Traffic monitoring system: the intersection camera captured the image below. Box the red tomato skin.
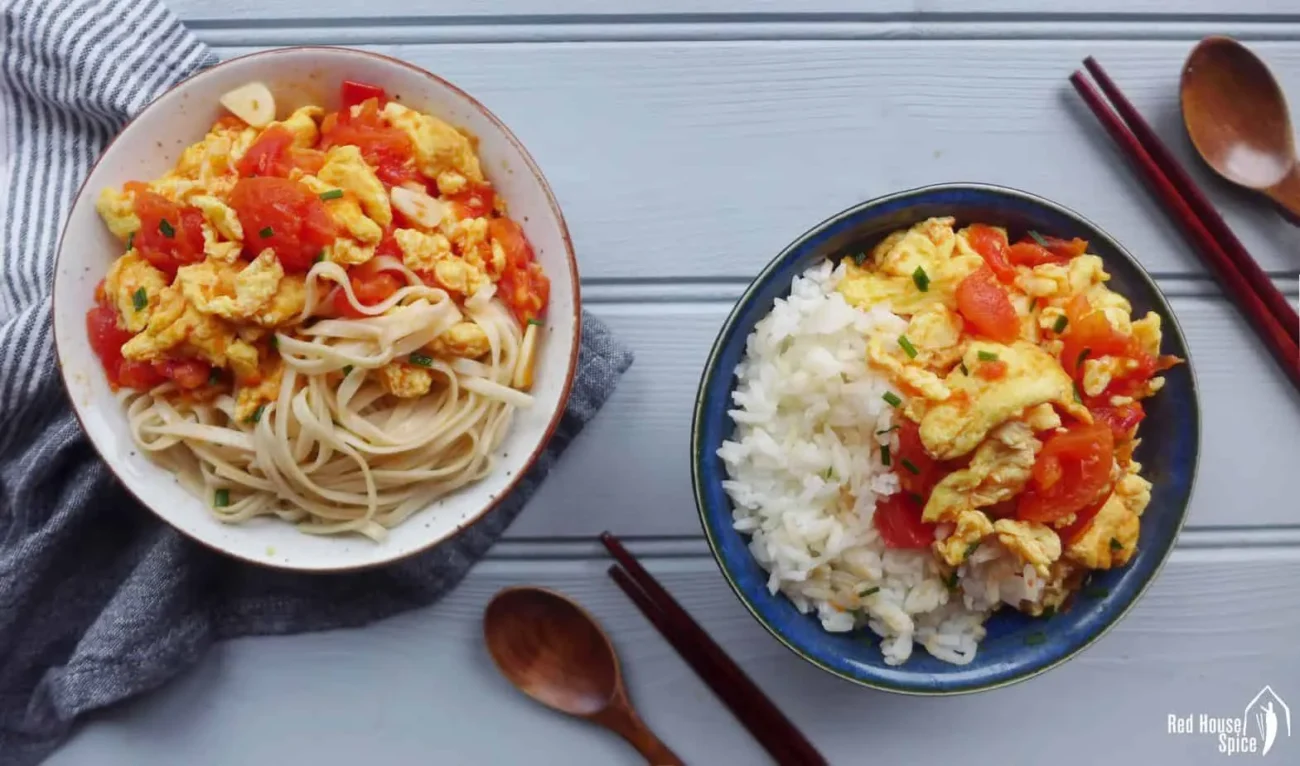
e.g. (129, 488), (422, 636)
(1016, 422), (1115, 523)
(229, 177), (338, 272)
(1007, 241), (1070, 267)
(333, 258), (403, 318)
(1088, 400), (1146, 442)
(966, 224), (1016, 283)
(446, 185), (496, 219)
(154, 359), (211, 390)
(488, 218), (551, 325)
(236, 124), (295, 178)
(873, 492), (937, 549)
(1041, 236), (1089, 259)
(86, 303), (133, 387)
(954, 266), (1020, 343)
(895, 418), (944, 501)
(118, 360), (165, 390)
(340, 81), (387, 110)
(1056, 493), (1111, 543)
(320, 100), (414, 186)
(130, 189), (206, 276)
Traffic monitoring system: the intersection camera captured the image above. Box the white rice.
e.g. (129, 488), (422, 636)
(718, 260), (1039, 666)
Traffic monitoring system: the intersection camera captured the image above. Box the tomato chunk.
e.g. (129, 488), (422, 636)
(340, 80), (387, 110)
(86, 303), (133, 387)
(873, 492), (937, 549)
(320, 99), (416, 187)
(130, 187), (206, 276)
(955, 265), (1020, 343)
(966, 224), (1016, 283)
(333, 258), (403, 318)
(1040, 235), (1089, 259)
(894, 418), (945, 501)
(154, 359), (212, 390)
(1016, 421), (1115, 523)
(1089, 399), (1146, 442)
(229, 177), (339, 272)
(1056, 492), (1111, 544)
(490, 218), (550, 325)
(446, 184), (496, 219)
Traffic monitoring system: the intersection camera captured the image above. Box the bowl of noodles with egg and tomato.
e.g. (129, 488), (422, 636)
(53, 47), (580, 571)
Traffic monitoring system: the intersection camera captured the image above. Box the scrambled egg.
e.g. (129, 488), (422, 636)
(105, 252), (168, 332)
(191, 194), (243, 242)
(394, 228), (487, 296)
(272, 105), (324, 148)
(378, 362), (434, 398)
(838, 218), (983, 316)
(934, 509), (994, 568)
(121, 285), (259, 379)
(1065, 461), (1152, 569)
(993, 519), (1061, 578)
(318, 145), (392, 228)
(297, 173), (383, 245)
(923, 421), (1040, 523)
(382, 102), (485, 184)
(250, 275), (307, 328)
(428, 322), (491, 359)
(234, 356), (283, 421)
(919, 341), (1086, 460)
(176, 250), (283, 322)
(96, 187), (139, 241)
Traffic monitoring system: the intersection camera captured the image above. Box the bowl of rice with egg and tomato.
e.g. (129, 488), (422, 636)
(692, 183), (1199, 694)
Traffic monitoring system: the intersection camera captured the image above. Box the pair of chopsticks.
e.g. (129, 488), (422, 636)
(600, 532), (827, 766)
(1070, 58), (1300, 393)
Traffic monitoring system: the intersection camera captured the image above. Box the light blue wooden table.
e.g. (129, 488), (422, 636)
(52, 2), (1300, 763)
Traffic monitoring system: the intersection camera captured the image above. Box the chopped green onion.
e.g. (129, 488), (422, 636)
(944, 571), (959, 590)
(208, 367), (221, 385)
(269, 335), (278, 350)
(1110, 537), (1123, 551)
(1076, 347), (1092, 369)
(249, 404), (266, 423)
(131, 287), (147, 311)
(875, 425), (900, 435)
(880, 444), (891, 467)
(409, 353), (434, 367)
(1083, 585), (1110, 599)
(1025, 631), (1047, 646)
(1073, 383), (1083, 404)
(823, 467), (834, 480)
(1053, 315), (1069, 333)
(342, 365), (354, 376)
(158, 218), (175, 238)
(126, 231), (135, 251)
(897, 335), (919, 359)
(319, 189), (344, 201)
(259, 226), (274, 238)
(1041, 605), (1057, 619)
(527, 318), (544, 326)
(857, 585), (880, 598)
(214, 488), (230, 508)
(907, 492), (924, 505)
(1028, 298), (1038, 312)
(1028, 230), (1050, 248)
(977, 350), (998, 362)
(900, 458), (920, 475)
(882, 391), (902, 408)
(912, 265), (930, 293)
(959, 361), (970, 376)
(964, 540), (981, 559)
(852, 252), (868, 266)
(313, 251), (326, 264)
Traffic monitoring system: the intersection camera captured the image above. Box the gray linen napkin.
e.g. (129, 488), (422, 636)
(0, 1), (634, 763)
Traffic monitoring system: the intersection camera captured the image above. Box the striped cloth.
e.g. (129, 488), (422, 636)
(0, 2), (633, 763)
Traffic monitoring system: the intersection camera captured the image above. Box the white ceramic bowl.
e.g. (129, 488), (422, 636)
(53, 47), (580, 571)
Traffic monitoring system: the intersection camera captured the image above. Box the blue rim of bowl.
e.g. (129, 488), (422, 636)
(690, 182), (1201, 695)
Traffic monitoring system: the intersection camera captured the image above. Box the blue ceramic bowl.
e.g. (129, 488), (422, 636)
(692, 183), (1200, 694)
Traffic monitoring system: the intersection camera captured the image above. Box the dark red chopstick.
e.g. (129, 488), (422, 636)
(1069, 71), (1300, 394)
(600, 532), (827, 766)
(1082, 56), (1299, 345)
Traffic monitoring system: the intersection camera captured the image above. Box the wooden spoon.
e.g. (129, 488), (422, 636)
(1181, 36), (1300, 219)
(483, 586), (684, 765)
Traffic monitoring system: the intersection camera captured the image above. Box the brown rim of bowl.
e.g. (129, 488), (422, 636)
(52, 45), (582, 573)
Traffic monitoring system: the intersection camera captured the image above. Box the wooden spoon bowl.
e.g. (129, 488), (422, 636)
(1181, 36), (1300, 218)
(483, 586), (683, 765)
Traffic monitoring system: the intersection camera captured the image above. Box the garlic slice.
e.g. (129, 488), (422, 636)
(389, 186), (448, 229)
(219, 82), (276, 128)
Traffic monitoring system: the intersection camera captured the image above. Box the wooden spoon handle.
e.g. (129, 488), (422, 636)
(1266, 167), (1300, 223)
(591, 700), (684, 765)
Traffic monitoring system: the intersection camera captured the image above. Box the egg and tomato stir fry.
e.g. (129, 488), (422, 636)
(839, 218), (1178, 614)
(87, 79), (549, 418)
